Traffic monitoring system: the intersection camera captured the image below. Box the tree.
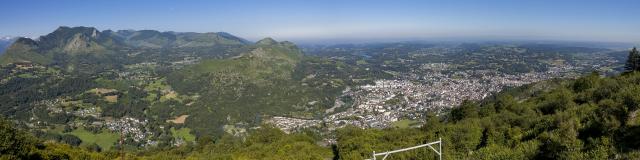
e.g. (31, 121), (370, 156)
(61, 134), (82, 146)
(625, 47), (639, 72)
(449, 100), (479, 122)
(0, 118), (38, 159)
(85, 143), (102, 152)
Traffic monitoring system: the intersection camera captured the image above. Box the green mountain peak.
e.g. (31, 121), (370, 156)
(0, 37), (45, 64)
(256, 37), (278, 45)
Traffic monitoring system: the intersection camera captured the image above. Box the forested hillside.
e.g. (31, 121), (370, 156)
(4, 70), (640, 159)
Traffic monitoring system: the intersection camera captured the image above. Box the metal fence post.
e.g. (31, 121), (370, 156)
(439, 137), (442, 160)
(373, 151), (376, 160)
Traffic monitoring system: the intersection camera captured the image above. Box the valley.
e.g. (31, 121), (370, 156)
(0, 27), (629, 152)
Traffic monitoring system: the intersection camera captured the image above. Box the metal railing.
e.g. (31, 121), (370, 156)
(365, 138), (442, 160)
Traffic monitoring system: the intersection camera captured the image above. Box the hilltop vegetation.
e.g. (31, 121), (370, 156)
(0, 118), (107, 159)
(334, 71), (640, 159)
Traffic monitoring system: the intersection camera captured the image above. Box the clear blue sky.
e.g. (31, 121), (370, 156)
(1, 0), (639, 43)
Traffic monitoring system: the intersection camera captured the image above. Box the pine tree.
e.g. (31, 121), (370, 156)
(625, 47), (639, 72)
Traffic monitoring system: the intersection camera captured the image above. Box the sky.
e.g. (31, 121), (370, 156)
(0, 0), (639, 44)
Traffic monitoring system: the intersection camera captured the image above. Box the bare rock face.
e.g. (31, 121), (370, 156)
(63, 34), (91, 53)
(90, 28), (99, 39)
(62, 32), (105, 54)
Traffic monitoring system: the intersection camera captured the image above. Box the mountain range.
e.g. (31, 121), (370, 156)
(0, 26), (251, 65)
(0, 26), (354, 139)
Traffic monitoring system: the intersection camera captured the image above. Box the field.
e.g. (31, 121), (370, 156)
(17, 73), (34, 78)
(171, 127), (196, 142)
(68, 128), (120, 150)
(391, 119), (420, 129)
(104, 95), (118, 103)
(89, 88), (117, 95)
(167, 115), (189, 124)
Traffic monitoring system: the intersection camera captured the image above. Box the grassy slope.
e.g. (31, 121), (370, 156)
(391, 119), (420, 129)
(171, 127), (196, 142)
(68, 128), (119, 150)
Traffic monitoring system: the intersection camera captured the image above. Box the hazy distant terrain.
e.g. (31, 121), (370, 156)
(0, 37), (16, 55)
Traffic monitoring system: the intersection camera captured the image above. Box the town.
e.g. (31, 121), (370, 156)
(268, 47), (623, 133)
